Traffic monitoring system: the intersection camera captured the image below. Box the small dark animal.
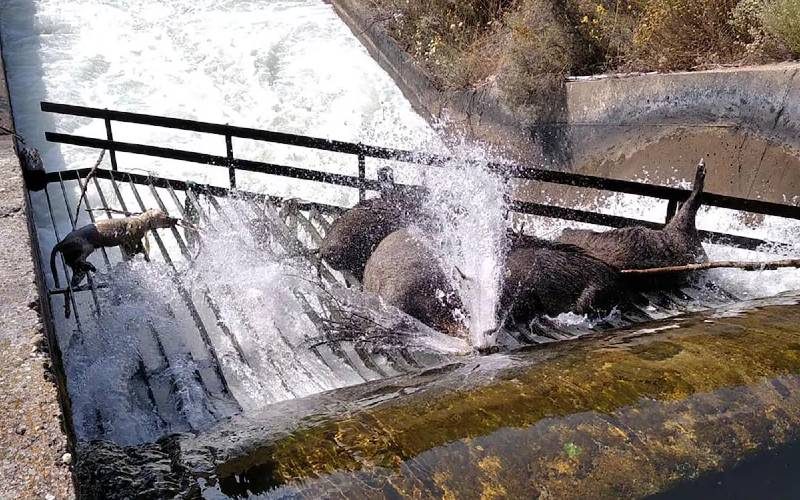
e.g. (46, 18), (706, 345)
(319, 167), (424, 280)
(50, 208), (179, 291)
(500, 236), (624, 325)
(363, 228), (465, 336)
(557, 160), (708, 287)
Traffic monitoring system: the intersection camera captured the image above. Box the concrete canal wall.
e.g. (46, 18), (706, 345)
(0, 37), (74, 499)
(332, 0), (800, 204)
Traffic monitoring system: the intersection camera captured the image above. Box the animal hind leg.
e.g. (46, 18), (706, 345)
(669, 159), (706, 231)
(575, 286), (619, 317)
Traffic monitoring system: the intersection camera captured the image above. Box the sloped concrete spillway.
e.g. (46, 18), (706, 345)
(3, 0), (800, 498)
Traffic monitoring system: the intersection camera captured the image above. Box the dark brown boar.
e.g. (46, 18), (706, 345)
(362, 228), (465, 336)
(557, 160), (708, 287)
(500, 237), (625, 324)
(319, 168), (424, 281)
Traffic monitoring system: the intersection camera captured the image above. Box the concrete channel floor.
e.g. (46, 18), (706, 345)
(0, 50), (74, 498)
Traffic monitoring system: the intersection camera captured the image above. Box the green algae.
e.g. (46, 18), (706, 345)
(216, 300), (800, 498)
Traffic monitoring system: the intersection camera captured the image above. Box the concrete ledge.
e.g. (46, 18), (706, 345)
(0, 33), (75, 500)
(331, 0), (800, 203)
(330, 0), (540, 161)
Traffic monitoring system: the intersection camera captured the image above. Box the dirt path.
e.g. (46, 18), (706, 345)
(0, 51), (74, 499)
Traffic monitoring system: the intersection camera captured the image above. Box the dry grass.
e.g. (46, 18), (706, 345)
(369, 0), (800, 110)
(499, 0), (591, 114)
(762, 0), (800, 55)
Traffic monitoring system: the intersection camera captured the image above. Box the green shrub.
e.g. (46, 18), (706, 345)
(762, 0), (800, 55)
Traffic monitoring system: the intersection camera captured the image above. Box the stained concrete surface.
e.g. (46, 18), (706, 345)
(0, 47), (74, 499)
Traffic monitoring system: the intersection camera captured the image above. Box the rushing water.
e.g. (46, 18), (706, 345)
(419, 149), (509, 348)
(3, 0), (800, 449)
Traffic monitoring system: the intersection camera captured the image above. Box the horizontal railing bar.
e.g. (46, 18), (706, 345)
(44, 127), (800, 221)
(511, 200), (784, 252)
(41, 101), (441, 164)
(504, 166), (800, 219)
(45, 132), (383, 191)
(45, 167), (785, 254)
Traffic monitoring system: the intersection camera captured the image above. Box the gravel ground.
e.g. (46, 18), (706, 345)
(0, 53), (74, 499)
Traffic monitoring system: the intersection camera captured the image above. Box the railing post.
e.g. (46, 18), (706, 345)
(665, 199), (678, 223)
(104, 115), (117, 171)
(357, 147), (365, 202)
(225, 131), (235, 189)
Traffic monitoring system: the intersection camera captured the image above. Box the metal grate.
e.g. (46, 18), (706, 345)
(25, 102), (800, 440)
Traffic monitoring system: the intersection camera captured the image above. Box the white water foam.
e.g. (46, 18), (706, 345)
(0, 0), (443, 204)
(418, 149), (510, 348)
(3, 0), (800, 446)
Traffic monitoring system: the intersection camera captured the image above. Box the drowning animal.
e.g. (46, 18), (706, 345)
(557, 160), (708, 287)
(319, 167), (425, 280)
(363, 228), (465, 336)
(50, 208), (179, 293)
(500, 236), (625, 325)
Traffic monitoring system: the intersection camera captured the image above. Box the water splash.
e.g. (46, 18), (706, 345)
(418, 148), (510, 349)
(185, 198), (469, 408)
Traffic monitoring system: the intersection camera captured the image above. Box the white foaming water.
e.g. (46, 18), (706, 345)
(0, 0), (442, 204)
(186, 199), (470, 404)
(0, 0), (478, 444)
(60, 198), (469, 444)
(3, 0), (800, 446)
(419, 148), (509, 348)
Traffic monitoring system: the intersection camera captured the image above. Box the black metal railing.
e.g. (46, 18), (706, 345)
(39, 101), (800, 251)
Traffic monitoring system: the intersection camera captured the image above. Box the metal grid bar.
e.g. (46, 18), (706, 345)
(41, 184), (83, 328)
(195, 193), (308, 397)
(55, 172), (101, 313)
(233, 196), (382, 382)
(87, 174), (221, 425)
(145, 179), (252, 370)
(106, 170), (239, 409)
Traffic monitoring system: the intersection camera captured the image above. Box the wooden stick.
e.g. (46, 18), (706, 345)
(73, 150), (106, 222)
(0, 124), (25, 144)
(622, 259), (800, 275)
(84, 207), (136, 216)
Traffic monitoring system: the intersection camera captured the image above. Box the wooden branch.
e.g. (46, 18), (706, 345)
(622, 259), (800, 275)
(0, 124), (25, 143)
(73, 149), (106, 222)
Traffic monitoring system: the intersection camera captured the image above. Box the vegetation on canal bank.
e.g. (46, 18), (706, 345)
(366, 0), (800, 113)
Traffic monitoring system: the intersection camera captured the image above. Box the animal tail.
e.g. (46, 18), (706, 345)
(50, 241), (62, 289)
(668, 159), (706, 231)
